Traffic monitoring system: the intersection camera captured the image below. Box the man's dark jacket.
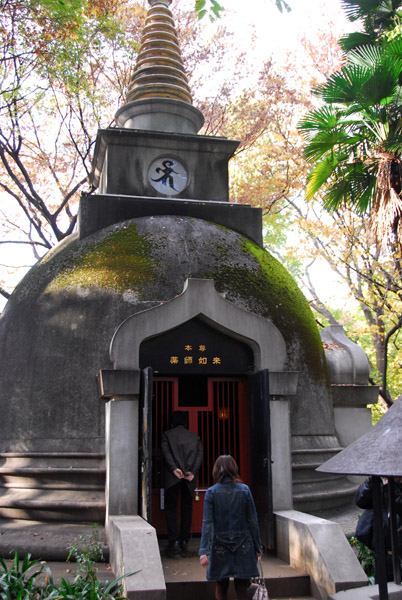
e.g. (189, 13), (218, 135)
(161, 425), (203, 492)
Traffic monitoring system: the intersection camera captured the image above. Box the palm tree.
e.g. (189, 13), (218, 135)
(339, 0), (402, 50)
(298, 11), (402, 250)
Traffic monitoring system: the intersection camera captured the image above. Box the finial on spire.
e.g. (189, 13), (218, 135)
(125, 0), (191, 104)
(115, 0), (204, 134)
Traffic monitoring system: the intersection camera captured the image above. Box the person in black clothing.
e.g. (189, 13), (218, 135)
(161, 411), (203, 557)
(355, 476), (402, 582)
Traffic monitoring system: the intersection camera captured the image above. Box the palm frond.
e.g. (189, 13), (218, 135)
(341, 0), (381, 22)
(317, 65), (372, 104)
(340, 32), (374, 52)
(385, 36), (402, 61)
(383, 126), (402, 152)
(347, 43), (383, 68)
(298, 105), (341, 138)
(303, 133), (354, 161)
(325, 162), (375, 212)
(305, 156), (339, 200)
(360, 72), (398, 105)
(318, 49), (401, 107)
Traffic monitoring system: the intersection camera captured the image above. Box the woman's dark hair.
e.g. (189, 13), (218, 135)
(212, 455), (242, 484)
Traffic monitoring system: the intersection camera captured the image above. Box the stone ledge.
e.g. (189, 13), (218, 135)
(98, 369), (140, 398)
(270, 371), (299, 396)
(331, 384), (379, 407)
(275, 509), (367, 600)
(79, 195), (263, 246)
(328, 583), (402, 599)
(107, 515), (165, 600)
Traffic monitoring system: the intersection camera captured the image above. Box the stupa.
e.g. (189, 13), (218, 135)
(0, 0), (371, 541)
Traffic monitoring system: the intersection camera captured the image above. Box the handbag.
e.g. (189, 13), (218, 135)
(355, 509), (374, 549)
(248, 556), (269, 600)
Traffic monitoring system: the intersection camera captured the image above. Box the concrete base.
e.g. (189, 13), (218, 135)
(107, 515), (165, 600)
(328, 583), (402, 599)
(275, 509), (368, 600)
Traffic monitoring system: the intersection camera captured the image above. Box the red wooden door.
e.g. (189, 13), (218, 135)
(151, 376), (249, 535)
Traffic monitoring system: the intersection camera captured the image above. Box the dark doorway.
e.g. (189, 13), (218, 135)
(139, 318), (272, 544)
(151, 374), (249, 534)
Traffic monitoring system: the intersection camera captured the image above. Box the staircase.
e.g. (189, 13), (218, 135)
(0, 452), (106, 522)
(161, 539), (316, 599)
(0, 520), (317, 598)
(292, 447), (357, 512)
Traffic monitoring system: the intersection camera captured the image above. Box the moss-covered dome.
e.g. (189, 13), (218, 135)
(0, 215), (333, 454)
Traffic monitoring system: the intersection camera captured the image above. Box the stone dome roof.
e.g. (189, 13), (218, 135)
(0, 215), (331, 453)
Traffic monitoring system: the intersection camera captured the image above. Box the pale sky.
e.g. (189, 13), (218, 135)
(219, 0), (348, 49)
(183, 0), (350, 59)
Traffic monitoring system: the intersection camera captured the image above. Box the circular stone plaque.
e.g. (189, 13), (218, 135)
(148, 157), (188, 196)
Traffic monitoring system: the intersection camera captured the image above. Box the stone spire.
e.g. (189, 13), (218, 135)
(115, 0), (204, 134)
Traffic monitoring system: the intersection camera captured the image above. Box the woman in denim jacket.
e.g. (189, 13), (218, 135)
(199, 455), (263, 600)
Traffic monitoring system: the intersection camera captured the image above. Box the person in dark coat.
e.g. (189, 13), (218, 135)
(355, 476), (402, 582)
(161, 410), (203, 557)
(199, 455), (263, 600)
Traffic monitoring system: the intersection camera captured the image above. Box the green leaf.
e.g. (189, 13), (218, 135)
(299, 106), (342, 138)
(211, 0), (223, 17)
(104, 569), (141, 594)
(318, 65), (372, 104)
(275, 0), (291, 13)
(305, 156), (339, 200)
(340, 31), (373, 51)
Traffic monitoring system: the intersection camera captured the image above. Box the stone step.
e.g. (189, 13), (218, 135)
(3, 561), (116, 588)
(166, 580), (314, 599)
(0, 452), (105, 469)
(291, 445), (358, 512)
(293, 479), (358, 511)
(0, 489), (105, 522)
(0, 468), (105, 490)
(161, 540), (312, 599)
(292, 447), (343, 460)
(0, 453), (106, 522)
(0, 519), (109, 561)
(0, 521), (316, 598)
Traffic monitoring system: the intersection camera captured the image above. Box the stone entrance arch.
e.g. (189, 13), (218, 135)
(110, 278), (286, 371)
(99, 278), (298, 525)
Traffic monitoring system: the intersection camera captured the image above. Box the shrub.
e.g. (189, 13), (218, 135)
(0, 550), (48, 599)
(0, 531), (139, 599)
(349, 536), (375, 584)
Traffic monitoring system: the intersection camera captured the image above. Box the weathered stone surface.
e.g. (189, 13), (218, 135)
(99, 369), (140, 398)
(321, 325), (371, 385)
(107, 516), (165, 600)
(79, 194), (263, 245)
(0, 215), (331, 453)
(275, 509), (367, 599)
(90, 128), (239, 202)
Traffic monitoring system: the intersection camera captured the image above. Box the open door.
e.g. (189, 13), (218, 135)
(139, 367), (153, 523)
(249, 369), (274, 549)
(151, 375), (249, 534)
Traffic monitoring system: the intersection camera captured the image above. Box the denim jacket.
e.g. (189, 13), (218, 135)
(199, 477), (263, 580)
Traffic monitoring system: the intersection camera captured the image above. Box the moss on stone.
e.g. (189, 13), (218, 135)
(209, 237), (326, 379)
(46, 224), (155, 295)
(41, 216), (325, 379)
